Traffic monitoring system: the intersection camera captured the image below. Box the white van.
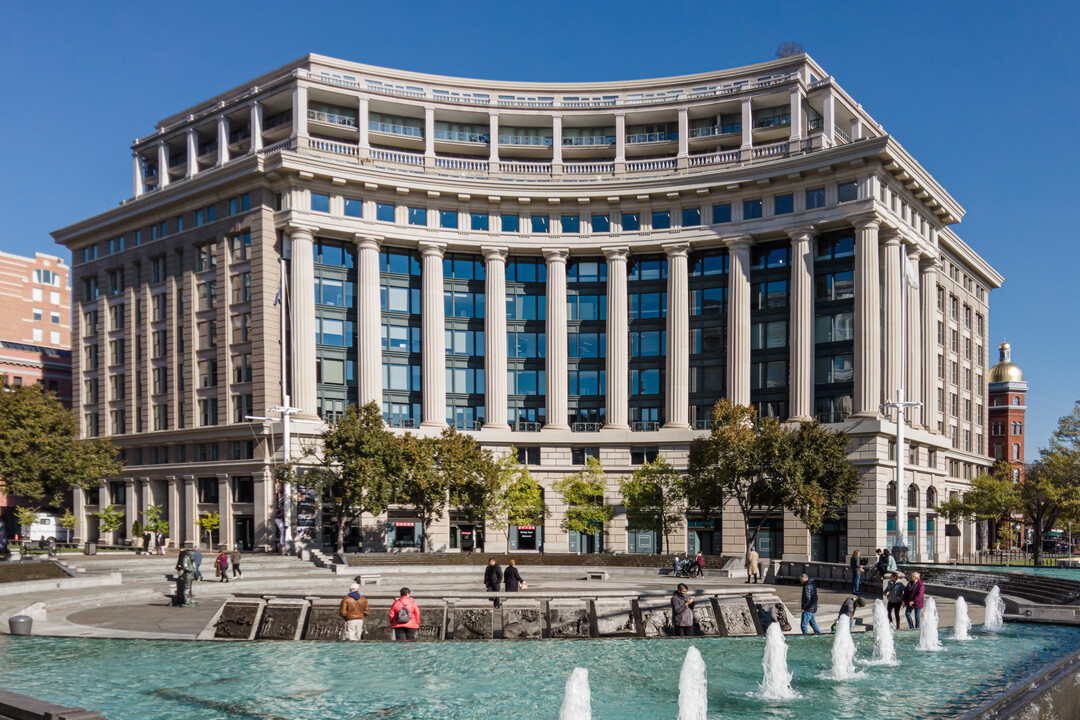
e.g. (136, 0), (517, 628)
(27, 512), (72, 543)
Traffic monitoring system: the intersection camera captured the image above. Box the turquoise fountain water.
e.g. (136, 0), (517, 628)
(1, 624), (1077, 720)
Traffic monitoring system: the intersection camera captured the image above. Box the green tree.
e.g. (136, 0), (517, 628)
(619, 455), (683, 553)
(439, 428), (499, 527)
(60, 509), (78, 534)
(197, 511), (220, 548)
(554, 457), (614, 542)
(0, 382), (121, 505)
(143, 504), (165, 533)
(304, 402), (397, 554)
(94, 505), (125, 538)
(14, 506), (39, 541)
(395, 434), (443, 552)
(776, 419), (861, 533)
(485, 450), (549, 545)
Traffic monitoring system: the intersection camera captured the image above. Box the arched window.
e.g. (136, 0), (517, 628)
(907, 484), (919, 508)
(886, 481), (897, 507)
(1013, 396), (1020, 406)
(925, 486), (937, 509)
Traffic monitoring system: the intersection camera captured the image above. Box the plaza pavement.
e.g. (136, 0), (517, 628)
(0, 551), (983, 640)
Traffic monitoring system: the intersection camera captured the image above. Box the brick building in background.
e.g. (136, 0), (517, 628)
(988, 341), (1026, 480)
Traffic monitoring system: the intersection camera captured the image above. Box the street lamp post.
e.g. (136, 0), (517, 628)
(247, 396), (301, 556)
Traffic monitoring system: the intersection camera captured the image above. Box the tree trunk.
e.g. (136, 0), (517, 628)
(335, 508), (346, 555)
(1032, 518), (1044, 568)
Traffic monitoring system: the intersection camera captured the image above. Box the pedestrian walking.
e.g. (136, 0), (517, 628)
(192, 547), (203, 581)
(670, 583), (695, 636)
(504, 559), (525, 592)
(850, 550), (864, 593)
(484, 557), (503, 607)
(799, 573), (822, 634)
(885, 572), (905, 629)
(744, 546), (760, 584)
(672, 555), (681, 575)
(389, 587), (420, 641)
(339, 582), (370, 641)
(230, 547), (242, 578)
(142, 530), (153, 555)
(216, 549), (230, 583)
(156, 531), (166, 555)
(904, 571), (925, 629)
(694, 551), (705, 578)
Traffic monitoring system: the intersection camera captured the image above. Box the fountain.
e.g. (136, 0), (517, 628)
(984, 586), (1005, 631)
(559, 668), (591, 720)
(558, 668), (591, 720)
(677, 646), (707, 720)
(865, 599), (898, 666)
(759, 622), (798, 699)
(918, 597), (944, 651)
(829, 616), (862, 679)
(953, 596), (972, 641)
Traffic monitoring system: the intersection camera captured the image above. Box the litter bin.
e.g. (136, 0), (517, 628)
(9, 615), (32, 636)
(84, 542), (97, 556)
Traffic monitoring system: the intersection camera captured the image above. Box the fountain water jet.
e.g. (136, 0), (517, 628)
(984, 586), (1005, 631)
(558, 668), (591, 720)
(677, 646), (707, 720)
(759, 622), (798, 699)
(830, 616), (861, 679)
(954, 596), (972, 641)
(865, 599), (898, 665)
(918, 597), (944, 651)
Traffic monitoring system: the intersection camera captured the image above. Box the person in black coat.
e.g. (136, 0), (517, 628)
(504, 559), (524, 592)
(484, 557), (503, 607)
(799, 573), (822, 634)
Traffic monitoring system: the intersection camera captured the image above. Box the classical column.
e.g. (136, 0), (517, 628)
(293, 84), (308, 139)
(217, 474), (233, 550)
(157, 142), (170, 189)
(664, 243), (690, 428)
(552, 115), (563, 170)
(355, 235), (382, 405)
(424, 106), (435, 162)
(905, 243), (922, 426)
(822, 87), (836, 146)
(216, 115), (229, 166)
(250, 102), (263, 152)
(288, 226), (318, 418)
(544, 248), (570, 430)
(167, 476), (181, 549)
(614, 114), (626, 169)
(920, 256), (941, 430)
(725, 236), (752, 406)
(133, 153), (143, 198)
(789, 86), (804, 142)
(357, 97), (369, 157)
(787, 227), (815, 422)
(881, 229), (903, 409)
(740, 97), (753, 155)
(124, 478), (137, 540)
(488, 113), (500, 169)
(186, 129), (199, 179)
(852, 215), (882, 416)
(603, 247), (630, 429)
(482, 247), (510, 430)
(419, 242), (447, 428)
(183, 476), (197, 548)
(677, 107), (689, 159)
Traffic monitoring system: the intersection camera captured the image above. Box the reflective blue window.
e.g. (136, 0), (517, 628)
(838, 182), (858, 203)
(502, 215), (520, 232)
(744, 199), (763, 220)
(568, 260), (607, 283)
(622, 213), (640, 231)
(652, 211), (671, 230)
(806, 188), (825, 210)
(591, 214), (610, 233)
(531, 215), (549, 233)
(408, 207), (427, 226)
(506, 259), (546, 284)
(440, 210), (458, 229)
(377, 203), (395, 222)
(344, 198), (364, 218)
(311, 193), (330, 213)
(774, 194), (794, 215)
(561, 215), (580, 234)
(380, 249), (420, 275)
(506, 294), (546, 321)
(568, 294), (606, 321)
(682, 208), (701, 227)
(471, 213), (489, 231)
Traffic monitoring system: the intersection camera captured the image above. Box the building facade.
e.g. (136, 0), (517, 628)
(53, 53), (1002, 558)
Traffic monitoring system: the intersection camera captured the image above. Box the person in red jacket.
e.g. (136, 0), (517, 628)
(389, 587), (421, 641)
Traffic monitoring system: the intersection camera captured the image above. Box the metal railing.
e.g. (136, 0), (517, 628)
(263, 111), (292, 130)
(308, 110), (357, 127)
(808, 117), (824, 130)
(572, 422), (602, 433)
(632, 421), (660, 432)
(815, 412), (850, 424)
(498, 135), (554, 146)
(229, 128), (251, 143)
(386, 417), (417, 429)
(562, 136), (616, 146)
(692, 419), (710, 430)
(754, 115), (791, 129)
(369, 121), (423, 137)
(198, 142), (218, 156)
(625, 131), (677, 144)
(688, 126), (720, 138)
(511, 421), (543, 432)
(434, 130), (488, 143)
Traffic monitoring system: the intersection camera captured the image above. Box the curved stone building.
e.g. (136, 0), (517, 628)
(52, 53), (1002, 560)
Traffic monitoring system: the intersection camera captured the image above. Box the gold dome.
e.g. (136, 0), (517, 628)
(988, 341), (1023, 383)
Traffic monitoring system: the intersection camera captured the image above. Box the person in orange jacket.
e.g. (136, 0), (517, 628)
(389, 587), (421, 641)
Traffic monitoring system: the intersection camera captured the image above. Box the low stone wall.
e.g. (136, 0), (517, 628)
(959, 646), (1080, 720)
(0, 688), (105, 720)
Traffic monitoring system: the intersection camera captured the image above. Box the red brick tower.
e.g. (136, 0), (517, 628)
(987, 341), (1026, 481)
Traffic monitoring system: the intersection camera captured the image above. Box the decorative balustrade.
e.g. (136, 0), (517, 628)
(564, 161), (615, 175)
(631, 421), (661, 432)
(370, 148), (423, 165)
(752, 141), (789, 159)
(511, 421), (543, 432)
(259, 138), (296, 156)
(500, 161), (551, 174)
(625, 158), (677, 172)
(572, 422), (602, 433)
(365, 82), (424, 98)
(834, 125), (853, 145)
(688, 149), (741, 167)
(306, 138), (359, 157)
(434, 157), (489, 172)
(308, 110), (357, 127)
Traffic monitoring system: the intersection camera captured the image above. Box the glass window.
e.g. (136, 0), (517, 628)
(311, 193), (330, 213)
(651, 211), (671, 230)
(502, 215), (520, 233)
(531, 215), (549, 233)
(838, 182), (858, 203)
(806, 188), (825, 209)
(439, 210), (458, 229)
(408, 207), (427, 226)
(471, 213), (489, 231)
(743, 199), (763, 219)
(774, 194), (794, 215)
(682, 208), (701, 227)
(712, 204), (732, 224)
(568, 260), (606, 283)
(561, 215), (580, 234)
(621, 213), (640, 231)
(592, 214), (610, 233)
(344, 198), (363, 218)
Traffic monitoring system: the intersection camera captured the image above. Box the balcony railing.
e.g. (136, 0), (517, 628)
(808, 117), (824, 130)
(626, 158), (677, 172)
(688, 126), (720, 138)
(632, 421), (661, 432)
(434, 156), (489, 172)
(386, 417), (417, 428)
(450, 420), (484, 431)
(625, 132), (678, 144)
(369, 121), (423, 138)
(168, 155), (186, 168)
(688, 148), (741, 167)
(263, 110), (293, 130)
(308, 110), (357, 127)
(754, 115), (791, 129)
(692, 419), (711, 431)
(752, 140), (790, 159)
(572, 422), (602, 433)
(562, 136), (616, 146)
(229, 128), (251, 143)
(512, 421), (543, 432)
(198, 142), (218, 156)
(499, 135), (554, 146)
(564, 161), (615, 174)
(370, 148), (423, 166)
(834, 125), (853, 145)
(434, 130), (488, 143)
(816, 412), (849, 424)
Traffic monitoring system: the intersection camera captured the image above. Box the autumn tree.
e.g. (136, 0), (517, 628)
(0, 382), (120, 506)
(554, 457), (614, 543)
(619, 455), (684, 553)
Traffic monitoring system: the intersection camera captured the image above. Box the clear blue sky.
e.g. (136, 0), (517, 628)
(2, 1), (1077, 449)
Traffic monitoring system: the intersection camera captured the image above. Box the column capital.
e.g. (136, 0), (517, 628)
(286, 223), (319, 240)
(881, 231), (902, 247)
(542, 247), (569, 263)
(481, 245), (509, 262)
(353, 234), (382, 251)
(602, 245), (630, 262)
(904, 242), (922, 259)
(722, 234), (753, 250)
(138, 476), (150, 486)
(418, 240), (446, 258)
(920, 254), (942, 271)
(849, 212), (882, 231)
(662, 241), (690, 258)
(785, 225), (816, 242)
